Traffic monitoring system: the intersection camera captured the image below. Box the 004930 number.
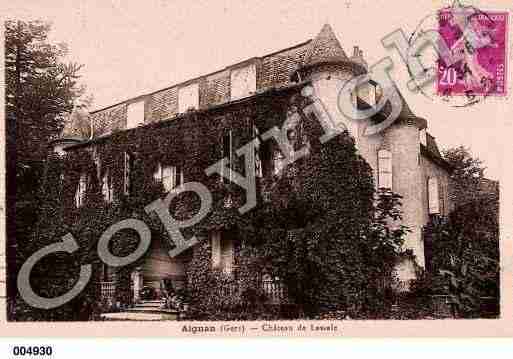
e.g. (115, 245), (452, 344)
(12, 346), (53, 356)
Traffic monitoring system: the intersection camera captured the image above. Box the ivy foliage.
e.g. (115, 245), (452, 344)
(423, 195), (499, 318)
(244, 126), (408, 318)
(185, 103), (409, 319)
(26, 86), (409, 320)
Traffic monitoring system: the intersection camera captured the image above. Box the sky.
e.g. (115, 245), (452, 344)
(3, 0), (512, 180)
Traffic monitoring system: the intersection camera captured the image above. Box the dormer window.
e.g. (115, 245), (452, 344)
(178, 83), (199, 113)
(230, 64), (256, 100)
(357, 80), (377, 107)
(127, 100), (145, 129)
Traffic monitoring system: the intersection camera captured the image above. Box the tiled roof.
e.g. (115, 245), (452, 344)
(59, 106), (92, 141)
(65, 81), (310, 150)
(301, 24), (349, 68)
(359, 86), (428, 131)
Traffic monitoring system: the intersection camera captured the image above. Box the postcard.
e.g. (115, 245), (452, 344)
(1, 0), (512, 340)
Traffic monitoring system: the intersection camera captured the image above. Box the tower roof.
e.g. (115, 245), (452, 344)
(58, 106), (92, 142)
(367, 85), (427, 130)
(301, 24), (349, 68)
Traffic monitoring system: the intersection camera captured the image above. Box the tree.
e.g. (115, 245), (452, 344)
(420, 146), (500, 317)
(5, 20), (86, 200)
(423, 195), (499, 317)
(442, 146), (492, 206)
(6, 20), (87, 318)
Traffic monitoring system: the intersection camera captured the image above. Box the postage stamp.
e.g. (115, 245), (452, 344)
(437, 8), (509, 96)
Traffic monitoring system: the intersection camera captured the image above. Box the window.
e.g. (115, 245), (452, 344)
(178, 83), (199, 113)
(75, 173), (87, 208)
(230, 64), (256, 100)
(377, 149), (392, 189)
(101, 170), (114, 203)
(211, 231), (234, 274)
(123, 152), (133, 195)
(260, 140), (273, 177)
(273, 150), (286, 176)
(428, 177), (440, 214)
(127, 101), (145, 129)
(153, 163), (183, 191)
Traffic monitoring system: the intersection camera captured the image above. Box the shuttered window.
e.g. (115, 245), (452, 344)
(211, 231), (221, 269)
(153, 163), (183, 192)
(211, 231), (234, 275)
(377, 149), (392, 189)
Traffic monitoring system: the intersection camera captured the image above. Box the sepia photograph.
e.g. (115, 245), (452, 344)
(1, 0), (511, 339)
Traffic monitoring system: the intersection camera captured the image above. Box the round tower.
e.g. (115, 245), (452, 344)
(50, 106), (92, 155)
(291, 24), (367, 141)
(385, 98), (428, 284)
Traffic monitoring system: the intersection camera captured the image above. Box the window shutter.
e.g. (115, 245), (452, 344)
(378, 149), (392, 189)
(428, 177), (440, 214)
(179, 168), (184, 186)
(102, 170), (113, 203)
(123, 152), (131, 195)
(162, 165), (176, 191)
(74, 181), (80, 208)
(153, 162), (162, 184)
(75, 173), (87, 207)
(253, 125), (262, 178)
(221, 239), (234, 274)
(211, 231), (221, 269)
(102, 171), (108, 201)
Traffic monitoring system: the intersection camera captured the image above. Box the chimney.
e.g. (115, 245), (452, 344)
(353, 46), (359, 57)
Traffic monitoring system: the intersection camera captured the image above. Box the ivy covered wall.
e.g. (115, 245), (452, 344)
(24, 85), (409, 320)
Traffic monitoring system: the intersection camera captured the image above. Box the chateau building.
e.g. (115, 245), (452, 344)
(50, 24), (453, 306)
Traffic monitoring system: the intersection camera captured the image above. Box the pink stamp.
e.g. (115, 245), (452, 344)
(437, 8), (508, 96)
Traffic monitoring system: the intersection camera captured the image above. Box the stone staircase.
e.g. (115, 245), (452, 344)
(100, 300), (179, 321)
